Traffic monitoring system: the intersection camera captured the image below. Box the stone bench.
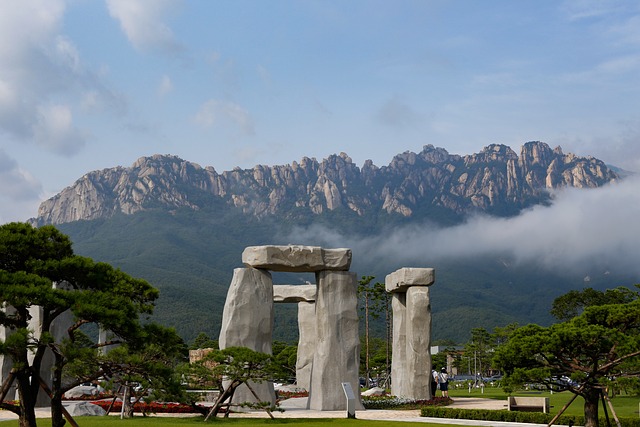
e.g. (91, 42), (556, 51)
(507, 396), (550, 413)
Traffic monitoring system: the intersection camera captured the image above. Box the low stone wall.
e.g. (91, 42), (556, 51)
(507, 396), (549, 413)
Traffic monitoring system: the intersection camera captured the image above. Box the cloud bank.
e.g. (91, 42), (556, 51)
(0, 149), (42, 224)
(287, 175), (640, 277)
(106, 0), (184, 54)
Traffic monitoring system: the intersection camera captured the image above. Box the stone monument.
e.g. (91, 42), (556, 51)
(218, 245), (364, 411)
(386, 267), (435, 400)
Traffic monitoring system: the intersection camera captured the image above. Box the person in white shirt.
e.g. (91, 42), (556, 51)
(438, 367), (449, 398)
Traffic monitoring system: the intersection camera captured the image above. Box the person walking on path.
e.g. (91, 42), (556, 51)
(438, 367), (449, 398)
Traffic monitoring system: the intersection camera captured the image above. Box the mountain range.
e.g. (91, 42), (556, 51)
(35, 141), (617, 226)
(31, 141), (628, 343)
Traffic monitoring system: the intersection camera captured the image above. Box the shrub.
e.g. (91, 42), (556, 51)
(363, 396), (452, 410)
(420, 407), (640, 427)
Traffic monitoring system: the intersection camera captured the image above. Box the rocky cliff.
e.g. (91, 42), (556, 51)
(34, 141), (619, 226)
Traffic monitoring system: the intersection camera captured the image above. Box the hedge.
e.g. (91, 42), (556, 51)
(420, 407), (640, 427)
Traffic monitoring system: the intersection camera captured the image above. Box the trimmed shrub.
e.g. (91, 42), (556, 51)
(420, 407), (640, 427)
(363, 396), (452, 410)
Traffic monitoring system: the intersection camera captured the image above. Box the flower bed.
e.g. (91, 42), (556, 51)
(276, 390), (309, 401)
(90, 400), (207, 414)
(363, 396), (452, 409)
(65, 392), (114, 401)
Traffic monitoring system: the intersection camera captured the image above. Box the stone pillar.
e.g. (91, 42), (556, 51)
(309, 271), (363, 411)
(98, 328), (119, 355)
(27, 305), (75, 407)
(386, 268), (435, 400)
(239, 245), (358, 411)
(219, 267), (275, 405)
(296, 301), (316, 391)
(390, 292), (407, 397)
(406, 286), (432, 398)
(272, 284), (317, 391)
(0, 305), (17, 401)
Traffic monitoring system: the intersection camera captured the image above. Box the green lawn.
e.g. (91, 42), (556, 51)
(0, 417), (463, 427)
(448, 385), (639, 418)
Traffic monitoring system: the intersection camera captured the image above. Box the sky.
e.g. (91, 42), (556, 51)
(1, 0), (640, 225)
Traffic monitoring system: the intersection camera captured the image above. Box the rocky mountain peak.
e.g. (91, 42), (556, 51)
(33, 142), (620, 226)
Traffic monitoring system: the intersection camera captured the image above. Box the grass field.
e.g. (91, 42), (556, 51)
(2, 387), (637, 426)
(448, 384), (640, 418)
(0, 417), (463, 427)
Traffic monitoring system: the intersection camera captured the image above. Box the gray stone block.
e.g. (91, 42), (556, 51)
(273, 285), (316, 303)
(65, 402), (106, 417)
(242, 245), (351, 272)
(385, 267), (435, 293)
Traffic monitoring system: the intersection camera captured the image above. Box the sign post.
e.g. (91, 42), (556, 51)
(341, 382), (356, 419)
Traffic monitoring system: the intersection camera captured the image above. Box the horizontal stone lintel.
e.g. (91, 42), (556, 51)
(273, 285), (317, 303)
(385, 267), (435, 293)
(242, 245), (351, 272)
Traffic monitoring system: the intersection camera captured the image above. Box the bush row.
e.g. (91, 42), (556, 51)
(420, 407), (640, 427)
(363, 396), (452, 410)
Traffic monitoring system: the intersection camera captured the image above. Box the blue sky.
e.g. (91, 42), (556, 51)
(1, 0), (640, 223)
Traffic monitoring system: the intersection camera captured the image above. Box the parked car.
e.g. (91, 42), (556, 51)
(450, 375), (478, 382)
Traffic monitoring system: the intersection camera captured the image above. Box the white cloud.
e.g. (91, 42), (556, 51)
(0, 0), (66, 139)
(555, 117), (640, 173)
(288, 176), (640, 277)
(193, 99), (255, 135)
(561, 0), (626, 22)
(106, 0), (184, 54)
(561, 54), (640, 85)
(607, 14), (640, 46)
(52, 35), (81, 72)
(0, 149), (42, 201)
(33, 104), (88, 156)
(158, 75), (173, 97)
(0, 0), (124, 155)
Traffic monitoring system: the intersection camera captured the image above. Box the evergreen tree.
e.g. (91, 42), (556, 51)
(0, 223), (178, 427)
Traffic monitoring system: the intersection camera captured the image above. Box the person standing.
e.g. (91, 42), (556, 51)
(431, 369), (438, 398)
(438, 367), (449, 398)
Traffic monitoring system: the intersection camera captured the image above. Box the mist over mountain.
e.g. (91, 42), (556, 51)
(33, 141), (639, 343)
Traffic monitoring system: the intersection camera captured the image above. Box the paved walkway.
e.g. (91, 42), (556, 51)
(1, 397), (572, 426)
(231, 397), (567, 426)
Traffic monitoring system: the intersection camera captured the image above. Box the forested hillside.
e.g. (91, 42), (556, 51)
(58, 206), (633, 344)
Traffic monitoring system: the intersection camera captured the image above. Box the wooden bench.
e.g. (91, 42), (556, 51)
(507, 396), (550, 413)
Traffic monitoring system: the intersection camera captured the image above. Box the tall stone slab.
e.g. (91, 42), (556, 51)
(386, 267), (435, 400)
(296, 301), (316, 391)
(219, 267), (275, 405)
(27, 305), (75, 406)
(272, 285), (317, 391)
(0, 305), (17, 401)
(309, 271), (363, 411)
(405, 286), (432, 400)
(390, 293), (408, 397)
